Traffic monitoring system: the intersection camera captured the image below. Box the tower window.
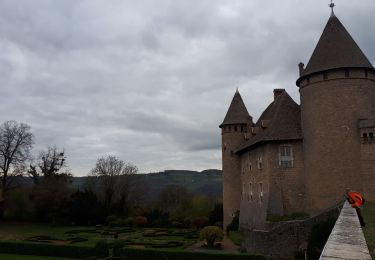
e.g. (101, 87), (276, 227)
(363, 133), (368, 139)
(370, 132), (374, 140)
(242, 182), (246, 200)
(279, 145), (294, 168)
(249, 182), (253, 202)
(234, 126), (238, 132)
(259, 182), (263, 204)
(256, 153), (263, 170)
(241, 125), (244, 132)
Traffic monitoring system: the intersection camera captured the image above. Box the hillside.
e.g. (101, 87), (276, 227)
(72, 169), (222, 201)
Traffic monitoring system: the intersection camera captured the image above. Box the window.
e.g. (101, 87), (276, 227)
(234, 126), (238, 132)
(279, 145), (294, 168)
(256, 153), (263, 170)
(242, 182), (246, 199)
(345, 70), (350, 78)
(249, 182), (253, 202)
(259, 182), (263, 203)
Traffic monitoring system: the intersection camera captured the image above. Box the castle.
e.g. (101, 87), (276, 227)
(220, 10), (375, 231)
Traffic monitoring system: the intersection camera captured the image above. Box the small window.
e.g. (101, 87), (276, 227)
(279, 145), (294, 168)
(259, 183), (263, 203)
(363, 133), (368, 139)
(241, 125), (244, 132)
(249, 182), (253, 202)
(370, 132), (374, 140)
(256, 153), (263, 170)
(242, 183), (246, 199)
(234, 126), (238, 132)
(345, 70), (350, 78)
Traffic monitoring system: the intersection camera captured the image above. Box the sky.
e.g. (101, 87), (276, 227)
(0, 0), (374, 176)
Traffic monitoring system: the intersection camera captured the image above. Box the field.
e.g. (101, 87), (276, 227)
(363, 202), (375, 257)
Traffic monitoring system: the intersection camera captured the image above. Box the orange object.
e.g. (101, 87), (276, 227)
(347, 191), (365, 208)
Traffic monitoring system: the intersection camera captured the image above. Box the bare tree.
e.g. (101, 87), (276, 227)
(0, 121), (34, 219)
(28, 146), (70, 184)
(90, 155), (144, 215)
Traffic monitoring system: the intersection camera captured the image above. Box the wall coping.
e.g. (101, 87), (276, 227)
(320, 201), (371, 259)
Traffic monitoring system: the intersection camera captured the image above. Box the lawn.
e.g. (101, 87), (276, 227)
(363, 202), (375, 257)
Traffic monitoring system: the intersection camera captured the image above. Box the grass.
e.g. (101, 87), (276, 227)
(362, 202), (375, 257)
(0, 254), (73, 260)
(228, 231), (244, 246)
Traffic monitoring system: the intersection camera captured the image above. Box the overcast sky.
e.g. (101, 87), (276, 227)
(0, 0), (374, 176)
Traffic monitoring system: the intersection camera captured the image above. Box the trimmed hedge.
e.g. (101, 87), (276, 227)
(0, 241), (97, 258)
(115, 247), (266, 260)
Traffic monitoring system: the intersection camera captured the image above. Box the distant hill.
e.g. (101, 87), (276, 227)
(72, 169), (222, 201)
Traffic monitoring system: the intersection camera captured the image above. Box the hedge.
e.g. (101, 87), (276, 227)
(0, 241), (97, 258)
(115, 247), (266, 260)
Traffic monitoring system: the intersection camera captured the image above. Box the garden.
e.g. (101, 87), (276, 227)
(0, 223), (264, 259)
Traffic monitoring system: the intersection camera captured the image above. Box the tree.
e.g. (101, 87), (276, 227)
(90, 155), (143, 215)
(28, 146), (69, 184)
(0, 121), (33, 219)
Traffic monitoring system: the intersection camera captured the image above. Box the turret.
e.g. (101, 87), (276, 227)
(297, 12), (375, 213)
(220, 90), (253, 228)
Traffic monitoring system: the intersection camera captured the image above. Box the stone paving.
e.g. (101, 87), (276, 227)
(320, 201), (372, 260)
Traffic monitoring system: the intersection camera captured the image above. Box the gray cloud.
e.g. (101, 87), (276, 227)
(0, 0), (374, 175)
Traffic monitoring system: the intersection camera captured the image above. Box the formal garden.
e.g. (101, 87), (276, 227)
(0, 223), (265, 260)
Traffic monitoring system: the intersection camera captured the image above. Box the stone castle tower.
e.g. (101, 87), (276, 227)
(219, 90), (253, 228)
(220, 9), (375, 232)
(297, 13), (375, 213)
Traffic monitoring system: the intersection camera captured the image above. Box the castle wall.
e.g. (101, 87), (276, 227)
(360, 123), (375, 202)
(239, 141), (304, 230)
(221, 125), (247, 228)
(299, 68), (375, 213)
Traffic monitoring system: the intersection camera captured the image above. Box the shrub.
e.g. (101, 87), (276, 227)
(134, 216), (148, 226)
(193, 216), (209, 229)
(226, 210), (239, 233)
(200, 226), (224, 248)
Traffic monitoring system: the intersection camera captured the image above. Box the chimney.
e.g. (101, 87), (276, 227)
(298, 62), (305, 76)
(273, 89), (285, 100)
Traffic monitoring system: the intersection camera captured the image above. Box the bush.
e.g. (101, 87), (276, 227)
(192, 216), (208, 229)
(200, 226), (224, 248)
(226, 210), (239, 233)
(134, 216), (148, 226)
(116, 247), (266, 260)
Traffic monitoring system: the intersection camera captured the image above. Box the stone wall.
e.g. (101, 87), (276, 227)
(242, 202), (343, 259)
(320, 201), (371, 259)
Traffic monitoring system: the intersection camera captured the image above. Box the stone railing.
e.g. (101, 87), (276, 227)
(320, 201), (371, 259)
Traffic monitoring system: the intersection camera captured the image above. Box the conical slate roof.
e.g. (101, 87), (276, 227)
(220, 90), (252, 127)
(235, 91), (302, 154)
(300, 14), (373, 79)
